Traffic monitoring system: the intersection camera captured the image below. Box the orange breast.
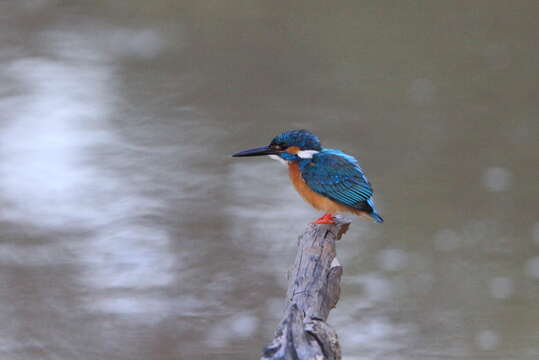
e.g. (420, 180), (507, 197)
(288, 162), (364, 215)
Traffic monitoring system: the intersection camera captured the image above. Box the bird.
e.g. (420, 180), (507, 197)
(232, 129), (383, 224)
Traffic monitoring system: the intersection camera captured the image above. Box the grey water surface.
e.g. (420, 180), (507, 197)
(1, 1), (538, 359)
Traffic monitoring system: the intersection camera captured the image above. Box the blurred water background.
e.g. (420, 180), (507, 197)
(1, 1), (538, 359)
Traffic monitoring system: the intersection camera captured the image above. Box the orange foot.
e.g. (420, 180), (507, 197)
(311, 213), (336, 224)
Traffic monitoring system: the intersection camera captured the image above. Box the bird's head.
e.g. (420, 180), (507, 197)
(232, 129), (322, 163)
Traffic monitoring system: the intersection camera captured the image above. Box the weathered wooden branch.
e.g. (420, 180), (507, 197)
(261, 216), (351, 360)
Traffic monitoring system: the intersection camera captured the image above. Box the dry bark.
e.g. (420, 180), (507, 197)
(261, 216), (351, 360)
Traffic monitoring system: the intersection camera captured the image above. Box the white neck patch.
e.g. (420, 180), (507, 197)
(268, 154), (287, 166)
(297, 150), (319, 159)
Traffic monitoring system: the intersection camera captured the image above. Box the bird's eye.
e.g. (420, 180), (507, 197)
(271, 143), (286, 151)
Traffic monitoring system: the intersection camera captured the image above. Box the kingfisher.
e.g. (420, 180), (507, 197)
(232, 129), (383, 224)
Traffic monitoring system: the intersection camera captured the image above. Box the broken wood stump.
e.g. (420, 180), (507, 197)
(261, 216), (351, 360)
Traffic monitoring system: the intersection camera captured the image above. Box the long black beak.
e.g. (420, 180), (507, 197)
(232, 145), (277, 157)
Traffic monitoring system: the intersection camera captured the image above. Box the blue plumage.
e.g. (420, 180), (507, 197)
(302, 149), (383, 223)
(271, 130), (322, 152)
(233, 129), (384, 223)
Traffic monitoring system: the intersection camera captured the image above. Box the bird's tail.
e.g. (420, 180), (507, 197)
(367, 198), (384, 223)
(370, 212), (384, 223)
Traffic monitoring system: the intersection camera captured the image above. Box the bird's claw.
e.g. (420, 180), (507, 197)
(311, 213), (336, 224)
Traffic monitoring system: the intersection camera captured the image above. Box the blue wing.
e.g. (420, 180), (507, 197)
(301, 149), (383, 222)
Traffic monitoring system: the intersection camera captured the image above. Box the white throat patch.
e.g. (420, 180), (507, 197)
(297, 150), (319, 159)
(268, 154), (287, 166)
